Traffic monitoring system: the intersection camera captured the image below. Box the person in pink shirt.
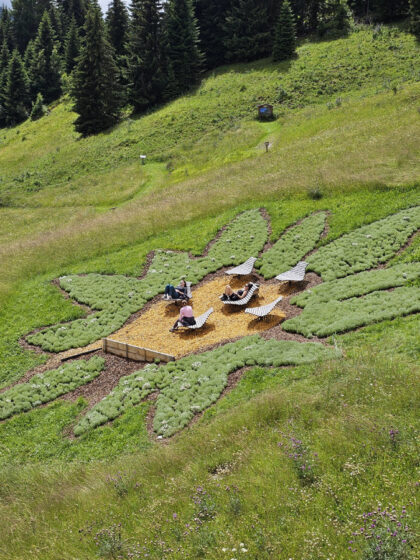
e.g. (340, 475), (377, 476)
(170, 301), (196, 331)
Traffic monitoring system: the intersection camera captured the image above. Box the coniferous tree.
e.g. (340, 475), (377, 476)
(318, 0), (352, 37)
(23, 39), (39, 99)
(0, 38), (9, 122)
(224, 0), (271, 63)
(0, 7), (15, 52)
(409, 0), (420, 38)
(273, 0), (297, 62)
(129, 0), (165, 111)
(59, 0), (86, 28)
(30, 91), (46, 119)
(12, 0), (39, 52)
(64, 16), (79, 73)
(48, 2), (63, 47)
(72, 2), (122, 135)
(0, 38), (9, 81)
(194, 0), (231, 69)
(106, 0), (129, 57)
(32, 11), (61, 102)
(307, 0), (322, 32)
(3, 49), (30, 124)
(164, 0), (202, 97)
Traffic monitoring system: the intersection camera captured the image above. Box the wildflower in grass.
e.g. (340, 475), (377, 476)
(350, 505), (413, 559)
(278, 434), (318, 485)
(191, 486), (216, 524)
(106, 471), (129, 498)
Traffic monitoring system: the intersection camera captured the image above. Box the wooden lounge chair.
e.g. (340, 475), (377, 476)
(245, 296), (283, 320)
(275, 261), (308, 283)
(164, 282), (192, 303)
(226, 257), (257, 276)
(179, 308), (214, 330)
(222, 283), (259, 306)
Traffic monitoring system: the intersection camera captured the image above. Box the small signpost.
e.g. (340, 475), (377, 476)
(257, 104), (274, 120)
(140, 154), (147, 165)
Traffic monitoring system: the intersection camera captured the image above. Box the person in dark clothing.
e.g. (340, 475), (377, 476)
(221, 282), (253, 301)
(164, 279), (188, 300)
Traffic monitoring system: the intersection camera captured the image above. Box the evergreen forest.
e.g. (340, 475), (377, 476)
(0, 0), (418, 132)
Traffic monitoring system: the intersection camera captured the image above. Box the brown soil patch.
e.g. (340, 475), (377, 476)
(111, 276), (286, 359)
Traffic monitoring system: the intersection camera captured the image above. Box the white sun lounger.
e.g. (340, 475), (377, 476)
(180, 307), (214, 330)
(245, 296), (283, 320)
(164, 281), (192, 303)
(226, 257), (257, 276)
(222, 283), (259, 306)
(275, 261), (308, 282)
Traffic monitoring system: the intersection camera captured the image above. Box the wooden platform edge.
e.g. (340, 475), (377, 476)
(61, 348), (99, 362)
(102, 338), (175, 363)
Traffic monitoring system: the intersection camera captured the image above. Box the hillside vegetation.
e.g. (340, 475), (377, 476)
(0, 26), (419, 560)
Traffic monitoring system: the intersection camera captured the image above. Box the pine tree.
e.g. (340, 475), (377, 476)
(0, 38), (10, 119)
(30, 91), (46, 119)
(72, 2), (122, 135)
(12, 0), (39, 52)
(0, 39), (9, 81)
(24, 39), (39, 99)
(318, 0), (352, 37)
(48, 2), (64, 47)
(33, 11), (61, 102)
(273, 1), (297, 62)
(224, 0), (271, 63)
(64, 17), (80, 73)
(106, 0), (129, 57)
(194, 0), (231, 70)
(164, 0), (202, 97)
(3, 49), (31, 125)
(0, 7), (15, 52)
(59, 0), (86, 28)
(409, 0), (420, 38)
(128, 0), (165, 111)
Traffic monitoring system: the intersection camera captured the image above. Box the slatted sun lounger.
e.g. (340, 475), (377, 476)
(179, 307), (214, 330)
(275, 261), (308, 283)
(226, 257), (257, 276)
(164, 281), (192, 303)
(245, 296), (283, 320)
(222, 283), (259, 306)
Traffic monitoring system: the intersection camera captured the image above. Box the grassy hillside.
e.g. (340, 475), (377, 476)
(0, 24), (419, 560)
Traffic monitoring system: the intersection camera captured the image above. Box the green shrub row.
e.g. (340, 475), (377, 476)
(74, 336), (339, 437)
(0, 356), (104, 421)
(307, 206), (420, 281)
(257, 212), (327, 279)
(26, 210), (268, 352)
(283, 286), (420, 338)
(291, 263), (420, 308)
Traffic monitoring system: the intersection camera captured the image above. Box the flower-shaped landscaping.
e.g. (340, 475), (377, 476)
(1, 205), (418, 438)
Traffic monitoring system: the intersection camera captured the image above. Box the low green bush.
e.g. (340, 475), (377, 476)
(284, 286), (420, 337)
(292, 263), (420, 308)
(0, 356), (104, 420)
(308, 206), (420, 281)
(75, 336), (339, 437)
(257, 212), (327, 279)
(27, 210), (268, 352)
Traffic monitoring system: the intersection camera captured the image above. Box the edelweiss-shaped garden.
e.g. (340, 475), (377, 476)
(1, 207), (419, 439)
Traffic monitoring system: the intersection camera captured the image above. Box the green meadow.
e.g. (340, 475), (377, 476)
(0, 25), (419, 559)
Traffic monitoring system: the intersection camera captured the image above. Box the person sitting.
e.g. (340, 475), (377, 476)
(163, 279), (188, 300)
(170, 301), (196, 331)
(221, 282), (253, 301)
